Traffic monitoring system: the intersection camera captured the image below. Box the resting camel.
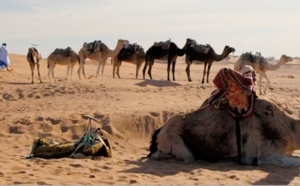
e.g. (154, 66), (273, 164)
(185, 38), (235, 83)
(112, 43), (145, 79)
(78, 39), (129, 79)
(148, 67), (300, 167)
(47, 47), (79, 82)
(234, 53), (293, 95)
(143, 39), (194, 81)
(26, 47), (42, 84)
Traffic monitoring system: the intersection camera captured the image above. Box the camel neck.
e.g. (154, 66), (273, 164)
(267, 58), (285, 71)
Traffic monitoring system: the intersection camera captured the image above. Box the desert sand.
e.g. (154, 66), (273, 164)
(0, 54), (299, 185)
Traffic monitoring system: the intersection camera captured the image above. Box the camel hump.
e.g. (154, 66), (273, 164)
(243, 52), (261, 63)
(191, 43), (211, 54)
(154, 39), (171, 49)
(120, 43), (144, 56)
(86, 40), (102, 53)
(53, 47), (74, 56)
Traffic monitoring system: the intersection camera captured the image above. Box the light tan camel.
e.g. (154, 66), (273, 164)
(113, 43), (145, 79)
(47, 47), (79, 82)
(234, 53), (293, 95)
(27, 47), (42, 84)
(78, 39), (129, 79)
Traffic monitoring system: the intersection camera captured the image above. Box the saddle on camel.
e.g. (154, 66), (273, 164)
(27, 115), (112, 159)
(208, 65), (257, 164)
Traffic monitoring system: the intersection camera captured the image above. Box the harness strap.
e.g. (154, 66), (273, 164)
(235, 115), (242, 164)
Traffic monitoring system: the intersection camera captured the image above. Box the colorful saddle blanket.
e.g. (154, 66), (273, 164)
(208, 68), (257, 118)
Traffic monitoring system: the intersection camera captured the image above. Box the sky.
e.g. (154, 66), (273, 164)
(1, 0), (300, 58)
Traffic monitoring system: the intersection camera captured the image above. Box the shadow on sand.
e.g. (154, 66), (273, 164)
(121, 158), (299, 184)
(135, 79), (182, 88)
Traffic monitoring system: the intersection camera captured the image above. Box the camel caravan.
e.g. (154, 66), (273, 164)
(21, 38), (300, 167)
(23, 38), (293, 88)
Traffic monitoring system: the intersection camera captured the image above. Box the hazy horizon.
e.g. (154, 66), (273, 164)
(1, 0), (300, 58)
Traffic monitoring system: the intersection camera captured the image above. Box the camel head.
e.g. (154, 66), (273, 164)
(224, 45), (236, 55)
(223, 45), (235, 56)
(280, 54), (293, 64)
(27, 47), (40, 64)
(82, 42), (89, 51)
(117, 39), (129, 48)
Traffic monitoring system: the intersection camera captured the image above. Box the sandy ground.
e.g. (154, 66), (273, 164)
(0, 54), (300, 185)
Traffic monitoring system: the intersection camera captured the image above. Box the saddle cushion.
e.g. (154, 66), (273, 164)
(208, 68), (256, 118)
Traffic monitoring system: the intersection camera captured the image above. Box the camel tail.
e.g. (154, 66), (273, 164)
(147, 127), (162, 158)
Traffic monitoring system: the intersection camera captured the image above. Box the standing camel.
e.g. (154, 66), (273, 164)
(27, 47), (42, 84)
(78, 39), (129, 79)
(47, 47), (79, 82)
(185, 39), (235, 83)
(143, 39), (193, 81)
(234, 53), (293, 95)
(113, 43), (145, 79)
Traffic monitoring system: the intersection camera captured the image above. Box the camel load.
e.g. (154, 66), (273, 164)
(82, 40), (103, 54)
(27, 115), (112, 159)
(52, 47), (73, 57)
(147, 66), (300, 167)
(153, 39), (171, 49)
(47, 47), (80, 81)
(113, 43), (145, 79)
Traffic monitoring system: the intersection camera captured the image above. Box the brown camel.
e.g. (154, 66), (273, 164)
(78, 39), (129, 79)
(185, 38), (235, 83)
(143, 39), (195, 81)
(113, 43), (145, 79)
(47, 47), (79, 82)
(27, 47), (42, 84)
(148, 67), (300, 167)
(234, 53), (293, 95)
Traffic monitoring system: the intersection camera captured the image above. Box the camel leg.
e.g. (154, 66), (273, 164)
(37, 63), (42, 83)
(77, 64), (81, 80)
(155, 114), (195, 162)
(206, 62), (212, 83)
(30, 63), (35, 84)
(70, 65), (74, 81)
(262, 73), (270, 95)
(66, 65), (70, 81)
(49, 64), (56, 82)
(167, 57), (171, 81)
(51, 68), (56, 82)
(100, 58), (107, 79)
(82, 62), (86, 79)
(95, 59), (102, 79)
(172, 59), (176, 81)
(185, 62), (192, 82)
(112, 59), (116, 79)
(136, 61), (143, 79)
(261, 154), (300, 167)
(142, 61), (149, 80)
(259, 73), (263, 95)
(77, 58), (85, 80)
(148, 60), (154, 79)
(47, 65), (51, 82)
(116, 62), (121, 79)
(201, 62), (208, 84)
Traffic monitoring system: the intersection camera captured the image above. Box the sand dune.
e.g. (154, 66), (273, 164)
(0, 54), (299, 184)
